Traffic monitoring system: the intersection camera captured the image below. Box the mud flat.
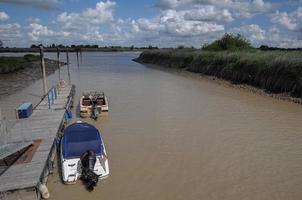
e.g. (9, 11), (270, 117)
(0, 55), (64, 99)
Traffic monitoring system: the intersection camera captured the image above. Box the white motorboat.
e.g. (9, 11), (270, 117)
(60, 121), (109, 190)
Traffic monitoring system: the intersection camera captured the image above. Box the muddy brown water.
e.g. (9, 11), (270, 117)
(1, 52), (302, 200)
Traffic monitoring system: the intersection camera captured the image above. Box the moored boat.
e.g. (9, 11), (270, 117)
(60, 121), (109, 189)
(80, 91), (109, 118)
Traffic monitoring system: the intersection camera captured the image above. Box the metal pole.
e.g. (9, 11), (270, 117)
(39, 45), (48, 95)
(66, 47), (71, 84)
(54, 87), (57, 99)
(47, 93), (51, 109)
(51, 89), (54, 104)
(57, 47), (60, 80)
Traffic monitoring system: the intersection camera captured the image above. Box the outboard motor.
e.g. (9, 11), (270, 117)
(80, 150), (99, 191)
(91, 100), (99, 120)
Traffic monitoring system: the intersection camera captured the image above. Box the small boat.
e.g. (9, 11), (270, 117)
(80, 91), (109, 118)
(60, 121), (109, 190)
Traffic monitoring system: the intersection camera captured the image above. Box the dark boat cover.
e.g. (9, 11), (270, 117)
(63, 122), (104, 159)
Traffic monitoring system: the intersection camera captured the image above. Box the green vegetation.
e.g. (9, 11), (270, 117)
(0, 54), (40, 73)
(23, 54), (40, 62)
(134, 34), (302, 97)
(202, 33), (252, 51)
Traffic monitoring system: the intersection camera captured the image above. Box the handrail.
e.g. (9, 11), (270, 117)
(33, 86), (58, 110)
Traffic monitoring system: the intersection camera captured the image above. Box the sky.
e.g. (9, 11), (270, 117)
(0, 0), (301, 48)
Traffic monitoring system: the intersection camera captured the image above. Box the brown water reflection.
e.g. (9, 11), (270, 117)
(1, 52), (302, 200)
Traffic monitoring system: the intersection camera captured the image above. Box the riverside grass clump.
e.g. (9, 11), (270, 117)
(134, 49), (302, 97)
(0, 54), (40, 73)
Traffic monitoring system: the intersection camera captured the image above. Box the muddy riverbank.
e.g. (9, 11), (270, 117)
(134, 49), (302, 99)
(143, 64), (302, 105)
(0, 57), (64, 99)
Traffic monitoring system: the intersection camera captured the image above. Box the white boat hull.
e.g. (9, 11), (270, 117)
(61, 156), (110, 184)
(60, 137), (109, 184)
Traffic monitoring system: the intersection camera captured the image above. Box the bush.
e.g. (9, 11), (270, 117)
(202, 33), (252, 51)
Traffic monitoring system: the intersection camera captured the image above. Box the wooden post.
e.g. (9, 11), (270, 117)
(0, 109), (5, 145)
(76, 49), (79, 68)
(39, 46), (48, 95)
(57, 47), (60, 80)
(80, 48), (82, 63)
(66, 47), (71, 84)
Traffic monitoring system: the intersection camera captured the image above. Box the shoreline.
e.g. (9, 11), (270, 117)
(0, 58), (64, 99)
(134, 49), (302, 102)
(141, 63), (302, 106)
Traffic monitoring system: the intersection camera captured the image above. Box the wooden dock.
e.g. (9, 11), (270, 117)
(0, 84), (75, 200)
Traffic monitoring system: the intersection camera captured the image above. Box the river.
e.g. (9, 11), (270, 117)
(1, 52), (302, 200)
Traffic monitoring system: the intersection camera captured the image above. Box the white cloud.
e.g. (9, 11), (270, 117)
(0, 23), (22, 46)
(230, 24), (266, 46)
(136, 9), (224, 37)
(269, 7), (302, 47)
(227, 0), (271, 18)
(271, 7), (302, 31)
(0, 23), (21, 38)
(184, 6), (233, 23)
(230, 24), (302, 48)
(26, 0), (224, 46)
(265, 26), (302, 48)
(0, 0), (58, 10)
(28, 23), (70, 42)
(27, 1), (117, 44)
(156, 0), (271, 18)
(0, 11), (9, 21)
(0, 0), (300, 48)
(57, 1), (116, 31)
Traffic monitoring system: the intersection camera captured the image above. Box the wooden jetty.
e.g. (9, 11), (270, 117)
(0, 84), (75, 200)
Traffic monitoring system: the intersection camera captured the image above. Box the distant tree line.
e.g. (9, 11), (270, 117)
(30, 43), (159, 50)
(259, 45), (302, 51)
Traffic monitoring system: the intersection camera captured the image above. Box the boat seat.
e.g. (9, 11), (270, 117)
(83, 99), (91, 106)
(97, 99), (104, 105)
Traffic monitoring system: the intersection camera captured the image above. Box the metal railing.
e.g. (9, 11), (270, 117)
(46, 86), (58, 109)
(33, 86), (58, 110)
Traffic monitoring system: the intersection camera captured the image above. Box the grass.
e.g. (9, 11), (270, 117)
(0, 54), (40, 73)
(134, 49), (302, 97)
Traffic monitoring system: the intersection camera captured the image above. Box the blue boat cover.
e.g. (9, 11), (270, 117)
(63, 122), (104, 159)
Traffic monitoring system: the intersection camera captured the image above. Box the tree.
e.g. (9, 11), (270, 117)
(30, 44), (38, 48)
(0, 40), (3, 48)
(259, 45), (269, 50)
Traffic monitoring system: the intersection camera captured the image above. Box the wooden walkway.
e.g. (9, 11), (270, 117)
(0, 84), (74, 198)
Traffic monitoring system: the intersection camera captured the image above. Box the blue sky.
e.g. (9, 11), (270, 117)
(0, 0), (301, 47)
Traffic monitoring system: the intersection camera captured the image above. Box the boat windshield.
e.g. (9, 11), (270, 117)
(63, 122), (103, 159)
